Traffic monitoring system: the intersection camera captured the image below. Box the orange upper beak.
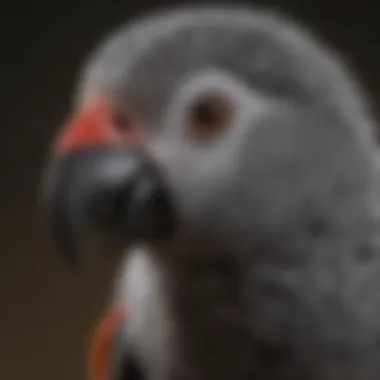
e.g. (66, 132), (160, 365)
(54, 96), (140, 155)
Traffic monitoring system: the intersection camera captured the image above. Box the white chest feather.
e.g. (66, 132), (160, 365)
(113, 249), (255, 380)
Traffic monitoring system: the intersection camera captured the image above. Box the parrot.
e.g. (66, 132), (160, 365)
(42, 4), (380, 380)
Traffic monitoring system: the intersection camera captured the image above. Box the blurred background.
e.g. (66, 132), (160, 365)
(1, 0), (379, 379)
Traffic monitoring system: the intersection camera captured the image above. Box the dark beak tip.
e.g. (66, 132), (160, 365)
(41, 152), (87, 267)
(49, 215), (82, 269)
(43, 147), (177, 265)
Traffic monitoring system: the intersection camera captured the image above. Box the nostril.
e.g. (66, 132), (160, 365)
(112, 109), (133, 134)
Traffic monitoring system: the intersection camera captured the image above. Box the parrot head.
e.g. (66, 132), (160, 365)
(43, 5), (377, 267)
(41, 5), (380, 380)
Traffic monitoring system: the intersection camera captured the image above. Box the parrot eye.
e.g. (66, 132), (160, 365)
(187, 91), (235, 139)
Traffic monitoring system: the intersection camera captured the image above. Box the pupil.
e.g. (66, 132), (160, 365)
(195, 100), (220, 126)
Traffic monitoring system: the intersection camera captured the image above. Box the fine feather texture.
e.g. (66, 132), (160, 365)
(75, 5), (380, 380)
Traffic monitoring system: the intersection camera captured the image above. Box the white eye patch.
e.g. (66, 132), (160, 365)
(161, 67), (275, 142)
(153, 68), (277, 191)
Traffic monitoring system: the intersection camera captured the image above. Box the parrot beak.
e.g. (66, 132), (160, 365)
(42, 97), (176, 266)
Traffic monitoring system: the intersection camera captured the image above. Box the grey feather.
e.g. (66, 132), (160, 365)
(74, 5), (380, 380)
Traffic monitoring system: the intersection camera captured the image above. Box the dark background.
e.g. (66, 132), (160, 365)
(1, 0), (379, 379)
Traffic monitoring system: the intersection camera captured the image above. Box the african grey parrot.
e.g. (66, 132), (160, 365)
(43, 4), (380, 380)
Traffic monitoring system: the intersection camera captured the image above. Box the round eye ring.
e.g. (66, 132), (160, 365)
(187, 91), (235, 139)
